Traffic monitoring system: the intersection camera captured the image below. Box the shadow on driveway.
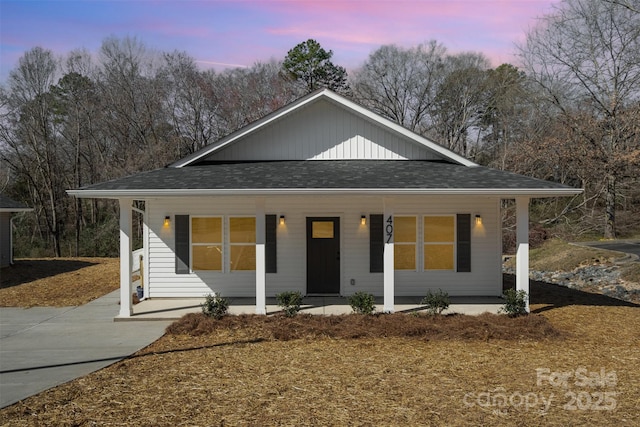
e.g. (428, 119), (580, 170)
(0, 259), (97, 289)
(503, 274), (639, 314)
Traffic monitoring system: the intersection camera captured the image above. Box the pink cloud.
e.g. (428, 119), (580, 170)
(254, 0), (558, 67)
(1, 0), (560, 81)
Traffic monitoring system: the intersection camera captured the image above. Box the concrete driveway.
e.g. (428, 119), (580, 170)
(0, 291), (170, 409)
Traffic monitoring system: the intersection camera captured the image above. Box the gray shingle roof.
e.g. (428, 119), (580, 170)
(70, 160), (579, 197)
(0, 194), (30, 211)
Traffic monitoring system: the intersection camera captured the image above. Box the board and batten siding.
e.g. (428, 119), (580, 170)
(145, 196), (502, 298)
(204, 99), (444, 162)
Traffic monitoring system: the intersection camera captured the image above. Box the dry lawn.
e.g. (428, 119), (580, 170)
(1, 279), (639, 426)
(0, 258), (119, 307)
(526, 239), (628, 271)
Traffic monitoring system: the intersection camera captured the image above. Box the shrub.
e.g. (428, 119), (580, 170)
(276, 291), (304, 317)
(348, 291), (376, 315)
(421, 289), (450, 315)
(500, 289), (528, 317)
(201, 294), (230, 319)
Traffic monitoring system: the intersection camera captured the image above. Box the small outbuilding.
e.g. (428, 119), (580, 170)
(0, 194), (32, 268)
(68, 89), (582, 317)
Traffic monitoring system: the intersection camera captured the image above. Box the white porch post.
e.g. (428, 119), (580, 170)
(383, 200), (394, 313)
(255, 199), (267, 315)
(142, 205), (149, 299)
(515, 197), (530, 313)
(118, 198), (133, 318)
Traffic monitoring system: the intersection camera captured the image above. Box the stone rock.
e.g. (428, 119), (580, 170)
(502, 261), (637, 303)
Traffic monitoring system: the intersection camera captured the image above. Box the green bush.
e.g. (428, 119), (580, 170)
(500, 289), (528, 317)
(421, 289), (450, 315)
(276, 291), (303, 317)
(201, 294), (230, 319)
(348, 291), (376, 315)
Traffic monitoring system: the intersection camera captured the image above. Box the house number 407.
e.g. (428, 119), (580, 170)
(386, 215), (393, 243)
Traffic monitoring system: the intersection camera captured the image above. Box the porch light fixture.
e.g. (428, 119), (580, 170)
(475, 214), (482, 226)
(164, 216), (171, 227)
(361, 215), (366, 226)
(279, 215), (285, 225)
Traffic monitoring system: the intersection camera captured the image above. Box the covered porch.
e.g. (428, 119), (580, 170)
(114, 196), (532, 319)
(116, 295), (506, 321)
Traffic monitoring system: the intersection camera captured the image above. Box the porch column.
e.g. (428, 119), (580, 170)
(255, 199), (267, 315)
(515, 197), (530, 313)
(118, 198), (133, 318)
(383, 200), (394, 313)
(142, 205), (149, 299)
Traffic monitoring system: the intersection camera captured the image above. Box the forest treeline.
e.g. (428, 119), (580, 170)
(1, 0), (639, 257)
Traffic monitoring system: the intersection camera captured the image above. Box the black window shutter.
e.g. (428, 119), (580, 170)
(265, 214), (277, 273)
(456, 214), (471, 272)
(175, 215), (190, 274)
(370, 214), (384, 273)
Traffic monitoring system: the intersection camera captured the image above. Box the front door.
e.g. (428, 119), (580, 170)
(306, 217), (340, 294)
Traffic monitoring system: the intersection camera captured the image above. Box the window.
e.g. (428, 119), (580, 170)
(178, 215), (262, 274)
(424, 216), (455, 270)
(363, 213), (469, 274)
(312, 221), (334, 238)
(394, 216), (416, 270)
(229, 217), (256, 271)
(191, 217), (222, 271)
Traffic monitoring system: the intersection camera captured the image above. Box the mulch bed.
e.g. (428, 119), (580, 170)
(167, 311), (563, 342)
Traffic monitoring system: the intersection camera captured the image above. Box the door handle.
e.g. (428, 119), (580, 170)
(336, 251), (340, 261)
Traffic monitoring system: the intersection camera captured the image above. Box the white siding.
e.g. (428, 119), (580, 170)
(204, 99), (444, 161)
(145, 196), (502, 298)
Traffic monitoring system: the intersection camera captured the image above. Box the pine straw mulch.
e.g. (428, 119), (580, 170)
(0, 258), (119, 307)
(2, 280), (639, 426)
(165, 310), (562, 341)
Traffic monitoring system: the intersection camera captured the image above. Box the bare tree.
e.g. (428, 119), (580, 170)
(477, 64), (531, 169)
(431, 52), (491, 156)
(215, 60), (302, 134)
(604, 0), (640, 13)
(351, 42), (446, 136)
(0, 47), (67, 255)
(164, 51), (222, 156)
(50, 68), (103, 255)
(97, 36), (173, 174)
(519, 0), (640, 238)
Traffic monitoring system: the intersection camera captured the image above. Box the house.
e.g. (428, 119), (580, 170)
(0, 194), (32, 268)
(67, 89), (582, 318)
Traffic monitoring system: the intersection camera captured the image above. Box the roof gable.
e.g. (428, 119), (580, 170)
(171, 89), (476, 167)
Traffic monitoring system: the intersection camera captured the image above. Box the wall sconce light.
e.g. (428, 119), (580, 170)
(279, 215), (285, 225)
(164, 216), (171, 227)
(475, 214), (482, 226)
(361, 215), (367, 226)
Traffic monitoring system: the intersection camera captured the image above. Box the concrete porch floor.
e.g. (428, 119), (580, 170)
(119, 296), (505, 321)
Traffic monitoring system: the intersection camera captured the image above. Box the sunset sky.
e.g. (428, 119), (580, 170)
(0, 0), (559, 81)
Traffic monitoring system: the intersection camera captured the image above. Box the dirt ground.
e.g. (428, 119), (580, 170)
(1, 278), (639, 426)
(0, 258), (119, 307)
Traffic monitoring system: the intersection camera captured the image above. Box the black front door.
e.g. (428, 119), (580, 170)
(306, 217), (340, 294)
